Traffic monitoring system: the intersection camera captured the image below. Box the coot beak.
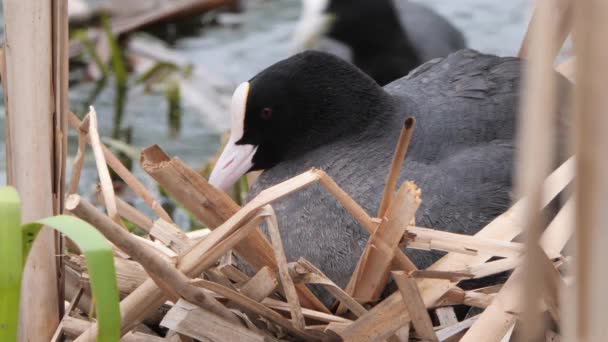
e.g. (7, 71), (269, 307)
(291, 0), (334, 53)
(209, 82), (258, 191)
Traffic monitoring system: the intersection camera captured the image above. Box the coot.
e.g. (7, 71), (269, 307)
(209, 49), (568, 303)
(292, 0), (466, 85)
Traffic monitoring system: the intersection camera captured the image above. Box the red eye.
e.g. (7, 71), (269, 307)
(261, 107), (273, 120)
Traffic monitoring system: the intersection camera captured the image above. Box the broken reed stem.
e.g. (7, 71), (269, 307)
(67, 112), (173, 223)
(114, 195), (154, 233)
(518, 0), (573, 59)
(264, 207), (306, 329)
(516, 0), (559, 339)
(65, 195), (242, 334)
(392, 271), (438, 342)
(377, 117), (415, 218)
(350, 181), (421, 302)
(87, 106), (124, 227)
(68, 114), (90, 194)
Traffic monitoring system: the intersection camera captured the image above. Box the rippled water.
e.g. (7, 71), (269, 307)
(1, 0), (546, 225)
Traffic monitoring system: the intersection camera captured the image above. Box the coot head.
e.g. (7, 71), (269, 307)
(209, 51), (392, 191)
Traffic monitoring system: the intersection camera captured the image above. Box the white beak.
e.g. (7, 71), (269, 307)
(291, 0), (333, 53)
(209, 82), (258, 191)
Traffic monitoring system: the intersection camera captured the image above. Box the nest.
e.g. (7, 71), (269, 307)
(60, 104), (573, 342)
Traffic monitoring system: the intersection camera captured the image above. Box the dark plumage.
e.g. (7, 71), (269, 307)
(295, 0), (466, 85)
(209, 49), (570, 305)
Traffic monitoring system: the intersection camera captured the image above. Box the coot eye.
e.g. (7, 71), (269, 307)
(260, 107), (273, 120)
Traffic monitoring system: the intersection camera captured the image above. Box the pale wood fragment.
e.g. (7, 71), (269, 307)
(392, 271), (438, 342)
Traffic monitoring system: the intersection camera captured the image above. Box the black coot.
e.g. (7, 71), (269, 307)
(292, 0), (466, 85)
(209, 49), (569, 304)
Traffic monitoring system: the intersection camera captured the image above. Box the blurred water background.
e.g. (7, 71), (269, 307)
(0, 0), (550, 228)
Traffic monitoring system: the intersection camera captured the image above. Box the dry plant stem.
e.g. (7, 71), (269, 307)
(296, 258), (368, 317)
(339, 158), (574, 340)
(68, 115), (90, 194)
(392, 271), (438, 342)
(4, 0), (60, 338)
(67, 112), (173, 222)
(518, 0), (572, 59)
(263, 298), (352, 324)
(161, 299), (268, 342)
(350, 182), (421, 302)
(556, 57), (576, 83)
(51, 287), (83, 342)
(141, 145), (328, 312)
(150, 219), (192, 254)
(264, 208), (306, 329)
(516, 0), (559, 338)
(190, 279), (325, 341)
(87, 106), (125, 227)
(239, 266), (278, 302)
(65, 196), (242, 334)
(406, 226), (526, 258)
(571, 0), (608, 339)
(115, 195), (154, 232)
(378, 117), (415, 217)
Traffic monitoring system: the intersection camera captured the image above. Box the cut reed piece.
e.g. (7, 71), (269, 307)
(295, 258), (367, 317)
(264, 207), (306, 329)
(406, 226), (526, 258)
(571, 0), (608, 339)
(518, 0), (572, 59)
(68, 114), (90, 195)
(338, 158), (574, 340)
(67, 112), (173, 222)
(377, 116), (416, 217)
(149, 219), (192, 255)
(515, 0), (561, 338)
(239, 266), (278, 302)
(114, 195), (154, 233)
(87, 106), (126, 228)
(140, 145), (328, 313)
(350, 181), (421, 302)
(392, 271), (438, 342)
(161, 299), (267, 342)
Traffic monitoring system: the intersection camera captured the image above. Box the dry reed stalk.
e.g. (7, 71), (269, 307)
(435, 316), (478, 341)
(377, 117), (415, 217)
(67, 112), (173, 222)
(515, 0), (562, 338)
(190, 279), (326, 341)
(87, 106), (125, 227)
(51, 287), (83, 342)
(409, 270), (473, 282)
(264, 208), (306, 329)
(571, 0), (608, 339)
(68, 115), (90, 194)
(289, 259), (367, 318)
(518, 0), (572, 59)
(239, 266), (278, 302)
(115, 196), (154, 232)
(3, 0), (61, 338)
(149, 219), (193, 255)
(392, 271), (438, 342)
(406, 226), (526, 259)
(435, 307), (458, 327)
(161, 299), (268, 342)
(338, 158), (573, 340)
(350, 182), (421, 302)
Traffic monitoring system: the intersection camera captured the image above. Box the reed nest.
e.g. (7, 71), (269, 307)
(20, 0), (605, 340)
